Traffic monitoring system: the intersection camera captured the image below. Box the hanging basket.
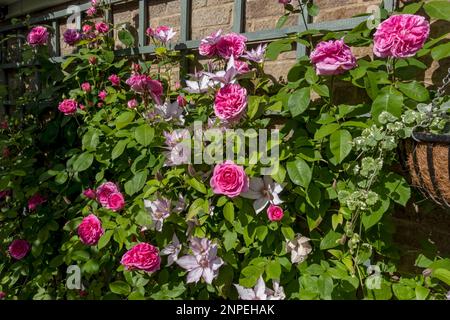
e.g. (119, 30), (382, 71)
(400, 132), (450, 208)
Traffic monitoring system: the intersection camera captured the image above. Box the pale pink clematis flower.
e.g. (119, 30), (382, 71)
(241, 176), (284, 214)
(151, 26), (176, 43)
(153, 101), (185, 125)
(161, 233), (182, 266)
(184, 74), (216, 94)
(234, 277), (286, 300)
(176, 237), (224, 284)
(242, 43), (267, 63)
(144, 197), (171, 232)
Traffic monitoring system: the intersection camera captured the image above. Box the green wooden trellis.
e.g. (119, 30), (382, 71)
(0, 0), (396, 107)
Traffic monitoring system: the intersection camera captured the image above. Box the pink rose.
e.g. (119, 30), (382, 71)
(108, 74), (120, 86)
(279, 0), (291, 4)
(78, 214), (104, 246)
(177, 95), (187, 107)
(98, 90), (107, 101)
(83, 188), (96, 199)
(373, 14), (430, 58)
(91, 0), (99, 6)
(127, 99), (138, 109)
(96, 182), (119, 206)
(214, 83), (247, 122)
(234, 60), (250, 74)
(28, 193), (46, 211)
(210, 160), (249, 198)
(267, 204), (284, 221)
(8, 239), (30, 260)
(58, 99), (78, 115)
(87, 7), (97, 17)
(97, 102), (104, 108)
(107, 192), (125, 212)
(27, 26), (48, 46)
(82, 25), (92, 33)
(95, 22), (109, 33)
(121, 243), (161, 272)
(0, 120), (8, 129)
(146, 27), (154, 37)
(125, 74), (163, 104)
(310, 39), (357, 76)
(81, 82), (91, 92)
(199, 30), (222, 57)
(216, 33), (247, 59)
(0, 292), (5, 299)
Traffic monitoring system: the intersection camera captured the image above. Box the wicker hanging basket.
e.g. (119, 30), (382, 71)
(400, 132), (450, 208)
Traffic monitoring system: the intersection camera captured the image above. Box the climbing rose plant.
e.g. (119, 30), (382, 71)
(0, 0), (450, 300)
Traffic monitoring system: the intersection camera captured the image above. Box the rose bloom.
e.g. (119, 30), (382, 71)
(126, 74), (163, 104)
(0, 292), (5, 299)
(310, 39), (357, 76)
(108, 74), (120, 86)
(214, 83), (247, 122)
(98, 90), (107, 101)
(127, 99), (138, 109)
(177, 95), (187, 107)
(86, 6), (97, 17)
(234, 60), (250, 74)
(107, 192), (125, 212)
(121, 243), (161, 272)
(27, 26), (48, 46)
(81, 82), (91, 92)
(95, 22), (109, 33)
(96, 182), (119, 205)
(373, 14), (430, 58)
(58, 99), (78, 115)
(2, 147), (10, 158)
(28, 193), (46, 211)
(83, 188), (96, 199)
(82, 24), (92, 33)
(1, 120), (8, 129)
(78, 214), (104, 246)
(63, 29), (81, 46)
(216, 33), (247, 59)
(279, 0), (291, 4)
(8, 239), (30, 260)
(267, 204), (284, 222)
(210, 160), (249, 198)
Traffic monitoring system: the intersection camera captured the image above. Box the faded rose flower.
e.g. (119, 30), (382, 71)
(63, 29), (81, 46)
(210, 160), (249, 198)
(286, 234), (312, 264)
(127, 99), (138, 109)
(310, 39), (357, 76)
(121, 243), (161, 272)
(78, 214), (104, 246)
(216, 33), (247, 59)
(177, 95), (187, 107)
(373, 14), (430, 58)
(8, 239), (30, 260)
(28, 193), (46, 211)
(27, 26), (48, 46)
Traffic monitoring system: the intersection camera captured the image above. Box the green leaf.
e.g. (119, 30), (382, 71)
(82, 260), (100, 274)
(223, 202), (235, 223)
(329, 130), (352, 163)
(371, 87), (403, 125)
(276, 14), (289, 29)
(383, 172), (411, 206)
(314, 123), (340, 140)
(112, 139), (128, 160)
(287, 159), (312, 189)
(247, 95), (262, 120)
(266, 260), (281, 280)
(288, 87), (310, 117)
(101, 50), (115, 64)
(82, 130), (100, 151)
(431, 42), (450, 61)
(223, 230), (237, 251)
(98, 230), (114, 250)
(255, 225), (268, 241)
(239, 265), (265, 287)
(424, 1), (450, 21)
(266, 39), (292, 61)
(320, 230), (342, 250)
(397, 81), (429, 102)
(118, 29), (135, 47)
(392, 283), (415, 300)
(124, 170), (148, 196)
(281, 226), (295, 240)
(187, 178), (207, 194)
(187, 198), (207, 220)
(134, 124), (154, 146)
(115, 112), (135, 129)
(109, 281), (131, 295)
(415, 286), (430, 300)
(362, 198), (390, 231)
(432, 268), (450, 285)
(73, 152), (94, 172)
